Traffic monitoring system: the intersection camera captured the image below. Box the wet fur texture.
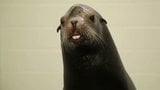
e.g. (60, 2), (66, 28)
(57, 4), (136, 90)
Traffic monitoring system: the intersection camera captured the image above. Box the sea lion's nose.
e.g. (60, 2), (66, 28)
(71, 20), (78, 25)
(71, 20), (78, 30)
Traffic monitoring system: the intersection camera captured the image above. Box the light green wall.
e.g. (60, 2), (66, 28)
(0, 0), (160, 90)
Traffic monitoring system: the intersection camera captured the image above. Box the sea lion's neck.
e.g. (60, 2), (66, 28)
(63, 48), (105, 89)
(63, 46), (106, 70)
(62, 46), (125, 90)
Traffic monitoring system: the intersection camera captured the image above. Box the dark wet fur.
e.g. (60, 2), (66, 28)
(58, 4), (136, 90)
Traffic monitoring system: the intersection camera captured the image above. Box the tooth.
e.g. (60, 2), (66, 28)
(72, 35), (80, 39)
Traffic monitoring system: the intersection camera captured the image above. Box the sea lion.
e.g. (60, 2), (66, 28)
(57, 4), (136, 90)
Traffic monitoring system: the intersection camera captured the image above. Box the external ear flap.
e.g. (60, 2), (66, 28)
(100, 18), (107, 24)
(57, 25), (61, 33)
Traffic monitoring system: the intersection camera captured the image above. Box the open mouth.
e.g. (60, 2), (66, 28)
(70, 34), (82, 44)
(72, 35), (81, 40)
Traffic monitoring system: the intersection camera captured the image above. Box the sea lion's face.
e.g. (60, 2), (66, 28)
(57, 4), (107, 51)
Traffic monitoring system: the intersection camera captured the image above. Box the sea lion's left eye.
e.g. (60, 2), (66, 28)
(89, 15), (95, 22)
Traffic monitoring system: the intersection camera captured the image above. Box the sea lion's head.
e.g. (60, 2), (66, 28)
(57, 4), (108, 52)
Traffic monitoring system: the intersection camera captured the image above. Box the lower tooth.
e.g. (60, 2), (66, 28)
(73, 35), (80, 39)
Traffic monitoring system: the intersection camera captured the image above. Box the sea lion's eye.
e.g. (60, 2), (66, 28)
(60, 18), (65, 26)
(57, 16), (66, 33)
(60, 16), (67, 26)
(89, 15), (95, 22)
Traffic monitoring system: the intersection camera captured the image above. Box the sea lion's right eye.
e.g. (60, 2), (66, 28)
(60, 18), (65, 26)
(57, 16), (66, 33)
(60, 16), (67, 26)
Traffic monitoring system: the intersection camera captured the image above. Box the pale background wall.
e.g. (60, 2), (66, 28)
(0, 0), (160, 90)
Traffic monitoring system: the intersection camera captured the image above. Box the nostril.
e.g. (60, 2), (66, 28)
(71, 20), (78, 31)
(71, 20), (78, 26)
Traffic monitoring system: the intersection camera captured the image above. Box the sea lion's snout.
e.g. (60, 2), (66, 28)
(70, 20), (80, 40)
(71, 20), (78, 30)
(69, 18), (85, 44)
